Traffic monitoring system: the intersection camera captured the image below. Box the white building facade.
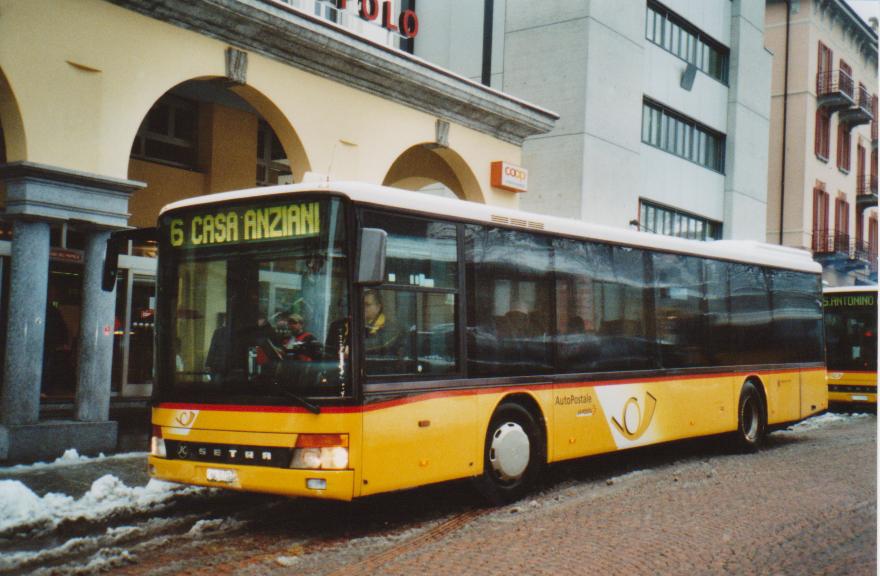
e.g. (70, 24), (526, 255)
(415, 0), (773, 241)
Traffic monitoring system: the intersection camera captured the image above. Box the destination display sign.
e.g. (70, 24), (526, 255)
(167, 200), (321, 249)
(823, 294), (876, 308)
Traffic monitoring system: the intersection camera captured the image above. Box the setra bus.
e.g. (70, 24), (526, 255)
(823, 286), (878, 406)
(105, 182), (827, 503)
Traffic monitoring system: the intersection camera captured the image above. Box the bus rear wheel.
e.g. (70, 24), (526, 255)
(476, 402), (544, 505)
(733, 381), (766, 452)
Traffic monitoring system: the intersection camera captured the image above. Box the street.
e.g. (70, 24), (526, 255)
(0, 412), (875, 575)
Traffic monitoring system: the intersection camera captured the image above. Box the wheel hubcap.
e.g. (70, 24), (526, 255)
(489, 422), (530, 482)
(743, 396), (759, 441)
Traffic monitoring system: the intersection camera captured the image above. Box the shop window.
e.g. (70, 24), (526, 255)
(256, 120), (292, 186)
(131, 95), (199, 170)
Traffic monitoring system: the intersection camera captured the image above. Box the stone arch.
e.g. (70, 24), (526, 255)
(126, 77), (310, 227)
(383, 144), (485, 203)
(0, 66), (26, 163)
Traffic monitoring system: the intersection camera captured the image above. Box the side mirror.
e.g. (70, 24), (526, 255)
(356, 228), (387, 285)
(101, 227), (159, 292)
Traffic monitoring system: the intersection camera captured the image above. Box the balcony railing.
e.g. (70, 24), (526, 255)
(840, 85), (874, 129)
(813, 230), (879, 273)
(812, 229), (850, 254)
(817, 69), (855, 112)
(857, 175), (879, 196)
(857, 175), (879, 210)
(852, 238), (879, 276)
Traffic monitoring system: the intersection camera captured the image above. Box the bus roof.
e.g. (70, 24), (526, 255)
(823, 285), (879, 294)
(161, 181), (822, 274)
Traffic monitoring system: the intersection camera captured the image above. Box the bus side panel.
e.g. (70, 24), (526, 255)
(552, 384), (616, 462)
(360, 393), (478, 496)
(764, 370), (801, 425)
(801, 367), (829, 416)
(553, 375), (737, 463)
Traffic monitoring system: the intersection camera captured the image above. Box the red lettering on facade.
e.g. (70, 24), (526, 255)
(360, 0), (379, 21)
(399, 9), (418, 38)
(382, 1), (399, 32)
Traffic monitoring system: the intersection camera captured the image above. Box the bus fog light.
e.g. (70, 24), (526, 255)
(306, 478), (327, 490)
(151, 437), (167, 458)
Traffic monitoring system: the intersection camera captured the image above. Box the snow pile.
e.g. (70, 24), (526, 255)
(783, 411), (873, 433)
(2, 449), (147, 474)
(0, 474), (200, 535)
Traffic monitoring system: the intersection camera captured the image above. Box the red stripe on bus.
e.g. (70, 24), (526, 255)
(157, 367), (820, 415)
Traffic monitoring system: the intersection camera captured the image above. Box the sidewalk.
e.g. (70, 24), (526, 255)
(0, 451), (150, 498)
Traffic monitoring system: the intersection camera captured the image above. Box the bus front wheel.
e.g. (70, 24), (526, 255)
(733, 380), (766, 452)
(476, 402), (544, 505)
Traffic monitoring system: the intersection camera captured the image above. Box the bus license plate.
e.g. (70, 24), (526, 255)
(851, 395), (868, 401)
(206, 468), (237, 484)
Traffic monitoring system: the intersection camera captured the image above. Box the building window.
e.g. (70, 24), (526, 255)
(645, 1), (729, 84)
(641, 99), (725, 173)
(839, 60), (854, 97)
(869, 215), (878, 256)
(812, 187), (830, 252)
(256, 120), (291, 186)
(815, 108), (830, 160)
(639, 200), (722, 241)
(836, 123), (851, 172)
(817, 42), (833, 94)
(131, 95), (199, 170)
(834, 196), (850, 252)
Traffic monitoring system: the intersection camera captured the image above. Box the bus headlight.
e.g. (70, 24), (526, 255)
(291, 434), (349, 470)
(150, 426), (167, 458)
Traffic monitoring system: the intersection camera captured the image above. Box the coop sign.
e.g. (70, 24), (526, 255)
(491, 161), (529, 193)
(168, 201), (321, 248)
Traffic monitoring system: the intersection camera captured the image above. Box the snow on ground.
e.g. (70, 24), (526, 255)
(0, 473), (203, 535)
(0, 449), (147, 474)
(781, 411), (873, 433)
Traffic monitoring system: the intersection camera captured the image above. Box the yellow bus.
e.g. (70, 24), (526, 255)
(106, 182), (827, 503)
(823, 286), (878, 406)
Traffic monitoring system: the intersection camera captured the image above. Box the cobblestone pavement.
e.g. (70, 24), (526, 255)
(107, 413), (875, 576)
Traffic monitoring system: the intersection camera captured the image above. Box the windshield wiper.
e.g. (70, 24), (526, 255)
(277, 388), (321, 414)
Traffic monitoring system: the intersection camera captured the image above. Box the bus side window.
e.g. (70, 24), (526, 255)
(465, 225), (553, 377)
(360, 211), (458, 378)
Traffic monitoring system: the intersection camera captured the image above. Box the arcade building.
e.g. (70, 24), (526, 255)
(0, 0), (556, 462)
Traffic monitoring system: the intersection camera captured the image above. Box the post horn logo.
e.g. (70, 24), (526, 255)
(175, 411), (197, 428)
(611, 392), (657, 441)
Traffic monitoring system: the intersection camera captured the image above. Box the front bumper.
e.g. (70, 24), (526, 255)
(149, 455), (355, 500)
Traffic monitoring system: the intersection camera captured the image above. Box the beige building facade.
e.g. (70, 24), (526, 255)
(0, 0), (555, 461)
(765, 0), (878, 286)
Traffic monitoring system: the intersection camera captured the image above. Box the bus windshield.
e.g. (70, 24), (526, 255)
(159, 196), (350, 403)
(824, 292), (877, 372)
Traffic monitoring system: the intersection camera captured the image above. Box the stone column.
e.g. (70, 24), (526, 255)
(0, 162), (142, 462)
(0, 220), (50, 426)
(75, 230), (115, 422)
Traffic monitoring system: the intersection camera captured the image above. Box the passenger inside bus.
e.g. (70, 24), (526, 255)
(363, 289), (404, 373)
